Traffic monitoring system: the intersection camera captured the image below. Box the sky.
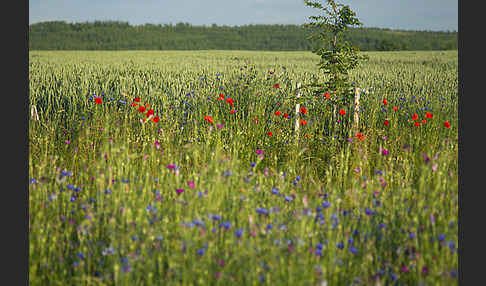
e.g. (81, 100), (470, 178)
(29, 0), (458, 32)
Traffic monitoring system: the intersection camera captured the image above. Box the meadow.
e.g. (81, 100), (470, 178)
(29, 50), (458, 285)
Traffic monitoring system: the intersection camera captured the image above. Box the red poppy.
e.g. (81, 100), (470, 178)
(146, 109), (154, 117)
(274, 83), (280, 89)
(275, 111), (281, 116)
(283, 113), (289, 118)
(339, 109), (346, 115)
(305, 133), (309, 137)
(267, 131), (273, 136)
(444, 121), (451, 128)
(356, 133), (365, 141)
(425, 112), (433, 118)
(152, 116), (160, 123)
(134, 97), (141, 103)
(299, 119), (307, 125)
(226, 98), (234, 107)
(382, 99), (388, 105)
(324, 92), (330, 99)
(218, 93), (225, 101)
(139, 106), (146, 113)
(414, 122), (420, 127)
(422, 119), (427, 124)
(300, 106), (308, 114)
(204, 115), (213, 124)
(131, 102), (138, 107)
(254, 117), (258, 124)
(384, 120), (389, 126)
(230, 109), (236, 114)
(393, 106), (398, 112)
(412, 113), (418, 121)
(94, 97), (102, 104)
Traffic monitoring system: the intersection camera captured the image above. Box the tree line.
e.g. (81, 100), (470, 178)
(29, 21), (457, 51)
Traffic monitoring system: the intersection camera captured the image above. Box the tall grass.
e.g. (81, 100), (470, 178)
(29, 50), (458, 285)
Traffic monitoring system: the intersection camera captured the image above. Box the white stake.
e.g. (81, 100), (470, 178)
(353, 87), (361, 129)
(294, 82), (302, 136)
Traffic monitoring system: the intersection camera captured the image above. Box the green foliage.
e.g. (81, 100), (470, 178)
(28, 21), (458, 51)
(303, 0), (368, 103)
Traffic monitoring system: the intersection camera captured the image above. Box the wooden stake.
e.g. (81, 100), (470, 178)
(353, 87), (361, 129)
(294, 82), (302, 136)
(31, 105), (39, 121)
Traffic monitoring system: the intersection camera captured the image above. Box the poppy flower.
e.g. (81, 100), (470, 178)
(274, 83), (280, 89)
(444, 121), (451, 128)
(230, 109), (236, 114)
(254, 117), (258, 124)
(134, 97), (141, 103)
(300, 119), (307, 125)
(425, 112), (433, 118)
(393, 106), (398, 112)
(146, 109), (154, 117)
(305, 133), (309, 137)
(152, 116), (160, 123)
(226, 98), (234, 107)
(275, 111), (281, 116)
(139, 106), (146, 113)
(131, 102), (138, 107)
(384, 120), (389, 126)
(283, 113), (289, 118)
(204, 115), (213, 124)
(324, 92), (330, 99)
(218, 94), (225, 101)
(412, 113), (418, 121)
(300, 106), (308, 114)
(356, 133), (365, 141)
(267, 131), (273, 136)
(422, 119), (427, 124)
(382, 99), (388, 105)
(339, 109), (346, 116)
(414, 122), (420, 127)
(94, 97), (102, 104)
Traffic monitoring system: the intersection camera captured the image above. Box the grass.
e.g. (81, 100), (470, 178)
(29, 50), (458, 285)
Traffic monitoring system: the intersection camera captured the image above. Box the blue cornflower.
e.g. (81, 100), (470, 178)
(250, 162), (256, 168)
(322, 201), (331, 208)
(219, 221), (232, 229)
(450, 270), (457, 278)
(365, 208), (375, 216)
(350, 247), (358, 254)
(448, 241), (456, 250)
(121, 178), (129, 183)
(348, 238), (354, 245)
(67, 184), (75, 190)
(256, 207), (269, 215)
(104, 189), (112, 194)
(61, 170), (73, 177)
(118, 100), (126, 104)
(284, 195), (292, 202)
(197, 248), (205, 256)
(235, 228), (244, 238)
(337, 242), (344, 249)
(266, 224), (273, 230)
(271, 188), (279, 195)
(316, 207), (322, 212)
(212, 214), (222, 221)
(296, 176), (301, 181)
(438, 234), (446, 242)
(409, 232), (416, 239)
(77, 253), (85, 260)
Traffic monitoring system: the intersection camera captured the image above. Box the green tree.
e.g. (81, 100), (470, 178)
(303, 0), (367, 104)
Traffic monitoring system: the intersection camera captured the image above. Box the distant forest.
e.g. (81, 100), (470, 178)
(29, 21), (457, 51)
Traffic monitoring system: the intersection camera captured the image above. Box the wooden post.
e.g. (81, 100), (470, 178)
(353, 87), (361, 129)
(294, 82), (302, 136)
(31, 105), (39, 121)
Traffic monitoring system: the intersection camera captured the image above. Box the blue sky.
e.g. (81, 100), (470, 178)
(29, 0), (458, 31)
